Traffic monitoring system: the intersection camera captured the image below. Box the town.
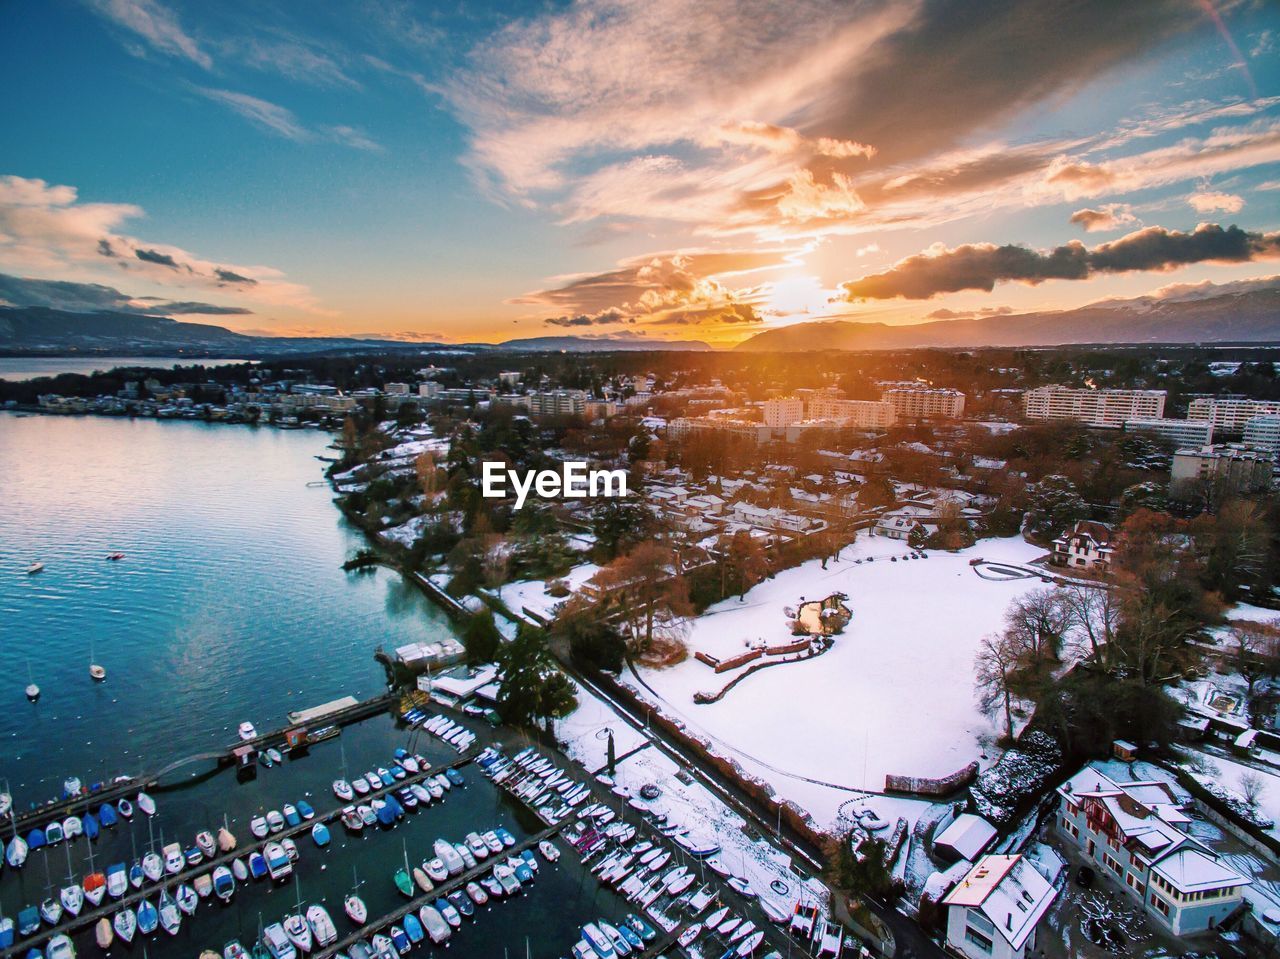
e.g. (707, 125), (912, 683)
(8, 343), (1280, 958)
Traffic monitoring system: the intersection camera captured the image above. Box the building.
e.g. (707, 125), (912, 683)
(763, 397), (805, 428)
(1188, 397), (1280, 434)
(942, 855), (1057, 959)
(806, 397), (896, 429)
(882, 386), (965, 420)
(934, 814), (998, 864)
(1170, 444), (1273, 501)
(1024, 386), (1166, 427)
(384, 382), (410, 396)
(1243, 415), (1280, 452)
(496, 371), (522, 388)
(1056, 764), (1249, 936)
(667, 417), (772, 444)
(1124, 418), (1214, 447)
(1050, 520), (1115, 572)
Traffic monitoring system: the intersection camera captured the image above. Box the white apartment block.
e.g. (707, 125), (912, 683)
(763, 397), (806, 428)
(806, 397), (896, 429)
(1170, 443), (1274, 500)
(1243, 416), (1280, 451)
(883, 386), (965, 420)
(1023, 385), (1166, 427)
(1188, 397), (1280, 433)
(1123, 418), (1214, 446)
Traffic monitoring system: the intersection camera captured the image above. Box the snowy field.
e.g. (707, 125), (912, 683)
(497, 562), (600, 620)
(630, 535), (1049, 824)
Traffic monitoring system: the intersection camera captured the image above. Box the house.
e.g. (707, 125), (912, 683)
(1056, 764), (1249, 936)
(935, 813), (998, 863)
(874, 504), (937, 540)
(943, 854), (1057, 959)
(1050, 520), (1115, 572)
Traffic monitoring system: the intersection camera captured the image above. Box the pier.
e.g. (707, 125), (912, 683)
(1, 715), (465, 959)
(7, 692), (401, 835)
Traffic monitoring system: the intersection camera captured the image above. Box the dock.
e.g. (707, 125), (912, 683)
(8, 692), (400, 835)
(1, 746), (477, 959)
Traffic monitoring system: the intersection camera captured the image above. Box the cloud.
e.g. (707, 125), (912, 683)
(1069, 204), (1136, 232)
(925, 306), (1013, 320)
(1188, 190), (1244, 213)
(88, 0), (211, 69)
(0, 273), (251, 315)
(856, 243), (880, 257)
(838, 223), (1280, 300)
(232, 36), (361, 90)
(193, 88), (382, 151)
(544, 310), (630, 327)
(0, 174), (319, 311)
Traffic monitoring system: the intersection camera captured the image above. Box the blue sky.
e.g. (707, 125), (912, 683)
(1, 0), (1278, 344)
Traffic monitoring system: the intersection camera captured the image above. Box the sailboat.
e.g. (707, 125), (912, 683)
(89, 639), (106, 683)
(113, 905), (137, 943)
(282, 875), (313, 953)
(394, 840), (414, 897)
(59, 843), (85, 916)
(344, 868), (367, 925)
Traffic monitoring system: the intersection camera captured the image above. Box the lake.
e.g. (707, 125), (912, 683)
(0, 357), (251, 382)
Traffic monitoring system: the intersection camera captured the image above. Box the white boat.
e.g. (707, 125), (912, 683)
(728, 876), (755, 898)
(434, 839), (464, 876)
(158, 889), (181, 935)
(196, 830), (216, 857)
(264, 841), (292, 881)
(343, 894), (367, 924)
(418, 906), (450, 945)
(47, 934), (75, 959)
(731, 920), (757, 943)
(26, 562), (44, 575)
(176, 884), (198, 915)
(163, 842), (184, 874)
(263, 923), (296, 959)
(25, 682), (39, 701)
(238, 722), (258, 742)
(5, 835), (28, 868)
(250, 815), (269, 838)
(136, 793), (157, 817)
(143, 851), (164, 881)
(232, 858), (249, 881)
(705, 906), (730, 929)
(283, 913), (312, 953)
(678, 924), (703, 947)
(113, 906), (137, 943)
(307, 905), (337, 947)
(60, 884), (85, 916)
(494, 863), (520, 896)
(213, 865), (236, 901)
(718, 916), (742, 937)
(63, 816), (83, 839)
(760, 899), (788, 924)
(333, 780), (354, 801)
(737, 930), (765, 956)
(117, 798), (134, 819)
(581, 923), (615, 959)
(41, 897), (64, 925)
(266, 810), (285, 833)
(538, 839), (560, 863)
(194, 874), (213, 898)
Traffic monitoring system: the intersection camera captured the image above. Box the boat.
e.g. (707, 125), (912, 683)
(374, 802), (395, 828)
(250, 815), (269, 838)
(341, 807), (363, 832)
(194, 873), (213, 898)
(625, 915), (656, 942)
(232, 858), (249, 881)
(90, 664), (106, 683)
(728, 876), (755, 898)
(129, 862), (144, 888)
(45, 821), (64, 845)
(59, 884), (84, 917)
(218, 826), (237, 852)
(176, 884), (198, 915)
(259, 751), (274, 769)
(157, 889), (181, 935)
(737, 930), (765, 956)
(483, 831), (503, 854)
(136, 793), (156, 816)
(731, 920), (758, 944)
(419, 906), (450, 945)
(95, 917), (114, 950)
(113, 907), (136, 943)
(454, 842), (476, 870)
(83, 872), (106, 906)
(248, 852), (269, 880)
(98, 803), (117, 828)
(352, 777), (370, 796)
(142, 851), (164, 881)
(403, 913), (424, 944)
(466, 832), (489, 860)
(465, 880), (488, 906)
(668, 871), (695, 896)
(581, 923), (616, 959)
(760, 899), (788, 924)
(266, 839), (293, 880)
(447, 890), (474, 919)
(116, 798), (133, 819)
(266, 810), (285, 833)
(678, 924), (703, 947)
(343, 894), (367, 925)
(238, 722), (258, 742)
(495, 827), (516, 847)
(434, 898), (461, 929)
(297, 801), (315, 820)
(283, 913), (312, 953)
(370, 934), (396, 959)
(357, 805), (376, 828)
(196, 830), (216, 857)
(424, 858), (448, 882)
(412, 867), (433, 893)
(26, 562), (44, 575)
(705, 907), (730, 929)
(311, 822), (331, 847)
(135, 898), (158, 936)
(6, 835), (29, 868)
(83, 814), (99, 840)
(718, 916), (742, 937)
(47, 935), (74, 959)
(283, 804), (300, 827)
(262, 923), (296, 959)
(394, 868), (413, 897)
(599, 922), (631, 957)
(107, 862), (129, 896)
(17, 907), (40, 937)
(267, 748), (284, 765)
(389, 926), (410, 955)
(333, 780), (354, 801)
(224, 940), (248, 959)
(63, 777), (82, 799)
(283, 837), (299, 862)
(433, 839), (464, 876)
(494, 864), (520, 896)
(162, 842), (184, 874)
(40, 897), (64, 926)
(106, 553), (125, 561)
(213, 865), (236, 901)
(538, 839), (560, 863)
(306, 905), (336, 947)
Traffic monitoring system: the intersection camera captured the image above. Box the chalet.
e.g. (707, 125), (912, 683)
(943, 854), (1057, 959)
(1050, 520), (1115, 572)
(1056, 764), (1249, 936)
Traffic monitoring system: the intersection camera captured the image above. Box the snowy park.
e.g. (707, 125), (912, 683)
(628, 534), (1050, 827)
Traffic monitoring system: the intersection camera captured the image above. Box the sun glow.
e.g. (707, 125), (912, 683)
(764, 274), (835, 319)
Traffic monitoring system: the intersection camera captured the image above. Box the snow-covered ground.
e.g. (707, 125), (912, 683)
(497, 562), (600, 620)
(629, 535), (1049, 826)
(554, 678), (832, 921)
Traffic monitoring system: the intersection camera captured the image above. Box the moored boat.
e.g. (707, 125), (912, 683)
(113, 907), (136, 943)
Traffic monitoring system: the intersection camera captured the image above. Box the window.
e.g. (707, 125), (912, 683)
(1151, 895), (1169, 916)
(1104, 854), (1122, 876)
(964, 927), (994, 954)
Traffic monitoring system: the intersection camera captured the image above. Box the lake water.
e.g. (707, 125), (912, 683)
(0, 414), (637, 959)
(0, 358), (250, 382)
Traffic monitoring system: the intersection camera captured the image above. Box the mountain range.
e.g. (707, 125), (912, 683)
(735, 285), (1280, 352)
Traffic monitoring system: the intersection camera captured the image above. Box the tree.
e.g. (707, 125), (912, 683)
(719, 531), (769, 597)
(907, 524), (929, 551)
(551, 595), (628, 673)
(590, 492), (653, 561)
(1118, 481), (1167, 519)
(1024, 474), (1088, 542)
(1058, 584), (1120, 667)
(974, 632), (1021, 739)
(925, 501), (975, 551)
(494, 625), (578, 730)
(1241, 771), (1265, 812)
(1003, 587), (1070, 664)
(857, 476), (896, 510)
(1230, 621), (1280, 703)
(827, 832), (893, 898)
(1193, 498), (1271, 601)
(590, 542), (693, 660)
(461, 609), (502, 665)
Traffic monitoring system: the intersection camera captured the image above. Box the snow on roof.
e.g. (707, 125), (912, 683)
(1151, 848), (1251, 893)
(944, 855), (1056, 950)
(935, 814), (998, 862)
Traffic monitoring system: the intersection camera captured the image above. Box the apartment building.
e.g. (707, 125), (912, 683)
(762, 397), (805, 428)
(494, 389), (588, 416)
(1187, 397), (1280, 433)
(1023, 385), (1166, 427)
(667, 417), (773, 444)
(1056, 764), (1248, 936)
(1243, 416), (1280, 451)
(1170, 443), (1274, 500)
(1123, 418), (1214, 446)
(943, 855), (1057, 959)
(764, 394), (894, 430)
(883, 386), (966, 420)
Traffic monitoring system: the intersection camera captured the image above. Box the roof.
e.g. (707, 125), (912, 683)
(934, 814), (997, 862)
(1151, 848), (1251, 893)
(943, 855), (1057, 950)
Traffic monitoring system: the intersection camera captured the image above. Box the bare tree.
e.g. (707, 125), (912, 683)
(1059, 584), (1120, 666)
(1232, 620), (1280, 700)
(975, 632), (1021, 739)
(1240, 771), (1265, 811)
(1004, 586), (1071, 664)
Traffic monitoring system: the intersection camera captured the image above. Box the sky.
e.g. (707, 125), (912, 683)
(0, 0), (1278, 347)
